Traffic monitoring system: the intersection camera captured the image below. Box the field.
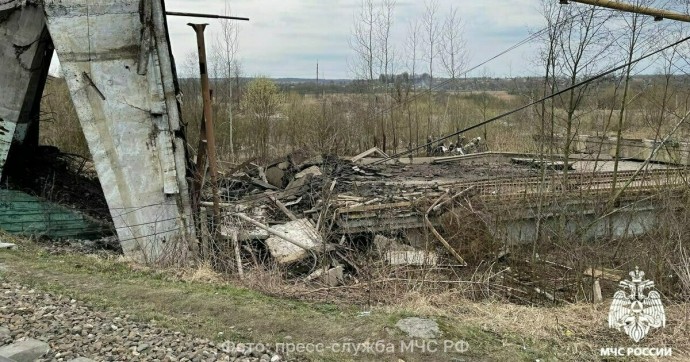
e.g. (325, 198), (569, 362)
(2, 240), (689, 361)
(16, 70), (689, 361)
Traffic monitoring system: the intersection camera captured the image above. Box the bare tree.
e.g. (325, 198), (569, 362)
(533, 0), (566, 259)
(422, 0), (440, 138)
(556, 3), (614, 181)
(405, 19), (422, 152)
(439, 5), (468, 154)
(377, 0), (396, 152)
(181, 50), (201, 79)
(349, 0), (380, 149)
(536, 0), (564, 157)
(349, 0), (399, 150)
(422, 0), (440, 90)
(610, 0), (660, 202)
(439, 5), (468, 87)
(377, 0), (395, 80)
(213, 0), (240, 160)
(349, 0), (378, 82)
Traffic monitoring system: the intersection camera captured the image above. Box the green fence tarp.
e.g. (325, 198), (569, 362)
(0, 189), (112, 239)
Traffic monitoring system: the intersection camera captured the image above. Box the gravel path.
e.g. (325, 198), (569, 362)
(0, 282), (284, 362)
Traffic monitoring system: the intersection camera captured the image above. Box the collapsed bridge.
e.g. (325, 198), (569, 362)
(2, 0), (689, 269)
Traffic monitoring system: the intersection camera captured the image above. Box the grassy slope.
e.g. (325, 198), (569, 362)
(1, 244), (687, 361)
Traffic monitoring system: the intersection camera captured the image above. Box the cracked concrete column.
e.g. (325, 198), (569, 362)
(0, 2), (53, 175)
(41, 0), (195, 263)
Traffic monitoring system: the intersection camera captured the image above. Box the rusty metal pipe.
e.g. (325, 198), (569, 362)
(188, 23), (222, 229)
(563, 0), (690, 23)
(167, 11), (249, 21)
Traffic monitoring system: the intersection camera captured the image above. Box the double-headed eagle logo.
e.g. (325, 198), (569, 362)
(608, 267), (666, 342)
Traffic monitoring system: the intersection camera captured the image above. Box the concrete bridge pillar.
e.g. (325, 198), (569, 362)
(0, 2), (53, 174)
(0, 1), (196, 263)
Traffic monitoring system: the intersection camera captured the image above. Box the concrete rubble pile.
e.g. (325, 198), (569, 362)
(198, 150), (474, 285)
(197, 145), (690, 290)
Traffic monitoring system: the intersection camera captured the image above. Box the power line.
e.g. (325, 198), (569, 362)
(351, 10), (617, 141)
(354, 26), (551, 128)
(372, 34), (690, 165)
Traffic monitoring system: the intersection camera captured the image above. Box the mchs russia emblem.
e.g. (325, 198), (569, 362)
(608, 268), (666, 342)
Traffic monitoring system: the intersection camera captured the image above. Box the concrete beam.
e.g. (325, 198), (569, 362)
(0, 4), (53, 175)
(42, 0), (195, 262)
(0, 0), (24, 12)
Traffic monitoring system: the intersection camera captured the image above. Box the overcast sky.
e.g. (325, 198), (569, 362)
(47, 1), (686, 79)
(162, 0), (544, 79)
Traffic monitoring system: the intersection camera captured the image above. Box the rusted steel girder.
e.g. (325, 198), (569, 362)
(188, 23), (222, 230)
(562, 0), (690, 23)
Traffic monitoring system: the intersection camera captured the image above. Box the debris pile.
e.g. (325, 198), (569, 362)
(195, 148), (688, 303)
(198, 150), (497, 285)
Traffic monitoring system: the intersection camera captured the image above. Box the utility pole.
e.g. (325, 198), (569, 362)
(560, 0), (690, 22)
(189, 23), (222, 235)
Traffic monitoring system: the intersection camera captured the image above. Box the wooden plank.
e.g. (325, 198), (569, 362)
(336, 201), (413, 214)
(584, 267), (624, 281)
(351, 147), (389, 162)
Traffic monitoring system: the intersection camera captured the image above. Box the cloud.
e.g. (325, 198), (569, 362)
(48, 0), (548, 79)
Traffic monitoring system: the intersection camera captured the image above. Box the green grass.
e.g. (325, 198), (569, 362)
(0, 244), (607, 361)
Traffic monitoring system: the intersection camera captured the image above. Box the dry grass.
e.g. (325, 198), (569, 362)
(180, 261), (225, 284)
(30, 73), (690, 360)
(4, 238), (690, 360)
(39, 74), (690, 165)
(40, 77), (89, 157)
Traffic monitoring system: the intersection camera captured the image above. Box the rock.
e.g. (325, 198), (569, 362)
(68, 358), (96, 362)
(373, 235), (414, 253)
(325, 266), (344, 287)
(281, 174), (310, 198)
(0, 338), (50, 362)
(265, 219), (323, 264)
(243, 346), (254, 356)
(298, 155), (323, 168)
(395, 317), (441, 339)
(373, 235), (395, 252)
(265, 167), (285, 188)
(270, 355), (282, 362)
(0, 242), (16, 250)
(402, 229), (428, 249)
(373, 235), (437, 266)
(0, 326), (9, 339)
(306, 266), (344, 286)
(0, 281), (284, 362)
(294, 166), (322, 179)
